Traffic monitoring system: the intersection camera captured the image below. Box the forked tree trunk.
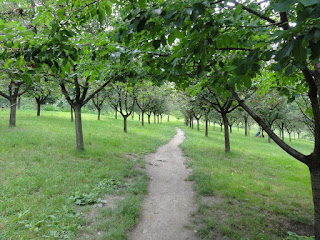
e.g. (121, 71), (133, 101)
(310, 166), (320, 240)
(74, 105), (84, 150)
(222, 113), (230, 152)
(71, 106), (74, 122)
(9, 99), (17, 127)
(205, 119), (208, 137)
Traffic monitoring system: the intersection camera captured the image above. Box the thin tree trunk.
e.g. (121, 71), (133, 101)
(157, 114), (159, 124)
(148, 114), (151, 124)
(154, 113), (156, 124)
(298, 132), (300, 139)
(310, 166), (320, 240)
(18, 97), (21, 110)
(205, 119), (208, 137)
(71, 106), (74, 122)
(139, 113), (141, 121)
(282, 122), (285, 141)
(289, 133), (292, 142)
(213, 122), (215, 131)
(220, 124), (222, 132)
(229, 125), (232, 133)
(36, 100), (41, 116)
(244, 117), (248, 136)
(74, 105), (84, 150)
(132, 112), (134, 120)
(197, 119), (200, 131)
(98, 109), (101, 120)
(191, 118), (194, 129)
(124, 116), (127, 133)
(9, 99), (17, 127)
(222, 113), (230, 152)
(167, 114), (169, 122)
(115, 110), (117, 120)
(161, 115), (163, 124)
(141, 112), (144, 126)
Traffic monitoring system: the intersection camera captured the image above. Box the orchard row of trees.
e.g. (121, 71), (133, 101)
(1, 0), (320, 238)
(179, 85), (313, 152)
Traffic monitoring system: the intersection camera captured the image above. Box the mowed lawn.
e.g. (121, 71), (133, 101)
(0, 109), (178, 239)
(181, 125), (314, 240)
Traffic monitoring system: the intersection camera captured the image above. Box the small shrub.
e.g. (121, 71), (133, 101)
(69, 192), (98, 206)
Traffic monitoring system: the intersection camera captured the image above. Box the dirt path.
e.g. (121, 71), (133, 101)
(129, 127), (197, 240)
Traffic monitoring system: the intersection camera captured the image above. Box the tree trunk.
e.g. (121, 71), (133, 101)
(148, 114), (151, 124)
(244, 117), (248, 136)
(310, 166), (320, 240)
(289, 133), (292, 142)
(294, 132), (296, 140)
(282, 122), (285, 141)
(139, 113), (141, 121)
(229, 125), (232, 133)
(220, 124), (223, 132)
(18, 97), (21, 110)
(124, 116), (127, 133)
(213, 122), (215, 131)
(115, 110), (118, 119)
(191, 118), (194, 129)
(197, 119), (200, 131)
(154, 113), (156, 124)
(205, 119), (208, 137)
(157, 114), (159, 124)
(98, 108), (101, 120)
(36, 100), (41, 116)
(74, 105), (84, 150)
(167, 114), (170, 122)
(71, 106), (74, 122)
(141, 112), (144, 126)
(222, 113), (230, 152)
(161, 115), (163, 124)
(132, 112), (134, 120)
(298, 132), (300, 139)
(9, 99), (17, 127)
(189, 116), (192, 128)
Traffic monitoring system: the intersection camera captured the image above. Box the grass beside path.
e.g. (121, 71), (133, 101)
(0, 110), (179, 239)
(181, 125), (314, 240)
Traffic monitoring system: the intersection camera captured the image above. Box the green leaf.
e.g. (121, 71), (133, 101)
(272, 0), (292, 12)
(138, 0), (147, 8)
(233, 4), (242, 19)
(168, 33), (175, 45)
(153, 40), (161, 49)
(4, 59), (14, 68)
(22, 74), (32, 84)
(276, 41), (294, 60)
(298, 0), (318, 7)
(292, 43), (306, 63)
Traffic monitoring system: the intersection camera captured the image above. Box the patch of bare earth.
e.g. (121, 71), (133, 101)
(129, 127), (197, 240)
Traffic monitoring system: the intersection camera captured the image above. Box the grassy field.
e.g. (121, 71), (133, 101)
(181, 124), (314, 240)
(0, 109), (179, 239)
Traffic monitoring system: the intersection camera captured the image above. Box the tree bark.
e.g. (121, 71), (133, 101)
(141, 111), (144, 126)
(310, 165), (320, 240)
(229, 125), (232, 133)
(197, 119), (200, 131)
(18, 97), (21, 110)
(74, 105), (84, 150)
(244, 117), (248, 136)
(157, 114), (159, 124)
(36, 100), (41, 116)
(289, 133), (292, 142)
(222, 113), (230, 152)
(148, 114), (151, 124)
(154, 113), (156, 124)
(205, 119), (208, 137)
(115, 110), (117, 120)
(124, 116), (127, 133)
(282, 122), (285, 141)
(167, 114), (170, 122)
(98, 108), (101, 120)
(9, 99), (16, 127)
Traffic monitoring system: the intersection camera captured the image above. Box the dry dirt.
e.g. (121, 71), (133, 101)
(129, 127), (197, 240)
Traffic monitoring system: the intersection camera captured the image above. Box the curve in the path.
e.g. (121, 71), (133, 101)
(129, 127), (197, 240)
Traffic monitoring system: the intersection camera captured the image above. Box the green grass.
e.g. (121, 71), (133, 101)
(0, 109), (179, 239)
(181, 125), (314, 240)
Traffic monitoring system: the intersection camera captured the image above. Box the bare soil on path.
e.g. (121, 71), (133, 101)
(129, 127), (197, 240)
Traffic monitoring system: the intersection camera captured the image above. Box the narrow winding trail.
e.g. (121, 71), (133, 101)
(129, 127), (197, 240)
